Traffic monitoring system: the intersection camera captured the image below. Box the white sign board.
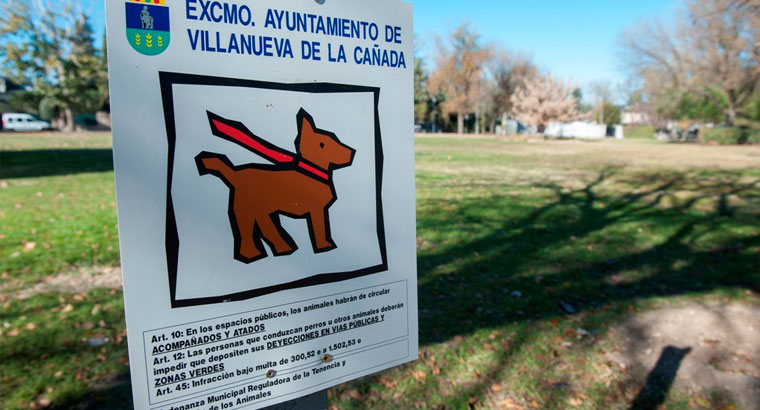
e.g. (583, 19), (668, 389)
(105, 1), (417, 408)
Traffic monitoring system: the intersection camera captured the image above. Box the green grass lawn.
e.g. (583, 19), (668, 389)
(1, 132), (758, 409)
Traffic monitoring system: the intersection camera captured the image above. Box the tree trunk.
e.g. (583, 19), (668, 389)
(490, 116), (496, 135)
(457, 112), (464, 134)
(501, 113), (508, 135)
(62, 107), (75, 132)
(474, 110), (480, 135)
(725, 102), (736, 127)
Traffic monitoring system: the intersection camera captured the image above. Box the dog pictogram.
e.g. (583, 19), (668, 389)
(195, 109), (355, 263)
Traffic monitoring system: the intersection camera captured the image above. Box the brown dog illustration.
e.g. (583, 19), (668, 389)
(195, 109), (355, 263)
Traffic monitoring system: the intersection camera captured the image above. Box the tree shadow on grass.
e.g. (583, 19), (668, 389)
(0, 149), (113, 178)
(335, 167), (759, 408)
(11, 165), (757, 409)
(0, 290), (133, 410)
(48, 375), (133, 410)
(416, 167), (758, 343)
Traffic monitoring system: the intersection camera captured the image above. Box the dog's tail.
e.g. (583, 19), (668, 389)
(195, 151), (236, 184)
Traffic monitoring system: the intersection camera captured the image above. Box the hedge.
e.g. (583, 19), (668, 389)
(701, 127), (760, 145)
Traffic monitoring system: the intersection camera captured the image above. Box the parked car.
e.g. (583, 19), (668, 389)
(416, 123), (442, 133)
(1, 113), (51, 132)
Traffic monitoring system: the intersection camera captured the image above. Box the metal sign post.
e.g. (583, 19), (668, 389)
(263, 391), (327, 410)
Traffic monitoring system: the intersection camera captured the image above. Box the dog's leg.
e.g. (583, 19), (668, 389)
(232, 203), (266, 263)
(307, 209), (336, 252)
(256, 213), (297, 256)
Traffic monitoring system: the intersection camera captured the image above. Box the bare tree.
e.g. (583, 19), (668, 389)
(485, 47), (537, 134)
(620, 0), (760, 125)
(512, 74), (578, 133)
(589, 80), (614, 124)
(428, 24), (491, 134)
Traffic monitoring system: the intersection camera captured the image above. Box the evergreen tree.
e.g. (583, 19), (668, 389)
(0, 1), (107, 130)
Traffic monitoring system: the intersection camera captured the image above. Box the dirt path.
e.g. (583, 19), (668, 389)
(606, 301), (760, 409)
(1, 266), (123, 300)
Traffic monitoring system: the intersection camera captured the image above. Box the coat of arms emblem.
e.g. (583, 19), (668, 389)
(125, 0), (170, 56)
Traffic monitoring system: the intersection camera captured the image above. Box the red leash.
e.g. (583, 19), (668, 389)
(208, 112), (329, 181)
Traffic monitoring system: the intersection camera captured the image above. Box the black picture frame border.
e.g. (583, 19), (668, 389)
(158, 71), (387, 308)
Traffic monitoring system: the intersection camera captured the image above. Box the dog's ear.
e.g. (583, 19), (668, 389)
(301, 115), (315, 136)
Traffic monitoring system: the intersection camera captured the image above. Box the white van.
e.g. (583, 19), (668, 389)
(1, 113), (51, 132)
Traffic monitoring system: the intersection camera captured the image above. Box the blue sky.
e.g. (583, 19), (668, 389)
(412, 0), (677, 97)
(88, 1), (676, 99)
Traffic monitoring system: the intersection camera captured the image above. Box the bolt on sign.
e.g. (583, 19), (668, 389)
(105, 0), (417, 408)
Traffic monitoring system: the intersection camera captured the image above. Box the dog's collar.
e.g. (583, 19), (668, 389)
(296, 160), (329, 181)
(209, 116), (331, 183)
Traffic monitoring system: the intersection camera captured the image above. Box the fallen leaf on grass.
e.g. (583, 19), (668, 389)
(568, 397), (583, 406)
(97, 354), (107, 362)
(378, 376), (397, 389)
(7, 329), (19, 337)
(54, 371), (63, 378)
(412, 370), (427, 381)
(431, 366), (440, 375)
(501, 398), (524, 409)
(490, 383), (502, 392)
(23, 242), (36, 252)
(26, 322), (36, 330)
(61, 304), (74, 313)
(530, 399), (540, 408)
(348, 389), (362, 400)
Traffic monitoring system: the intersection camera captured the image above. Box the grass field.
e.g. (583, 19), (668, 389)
(1, 132), (759, 409)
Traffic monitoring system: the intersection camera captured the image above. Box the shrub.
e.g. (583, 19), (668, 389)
(701, 127), (760, 145)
